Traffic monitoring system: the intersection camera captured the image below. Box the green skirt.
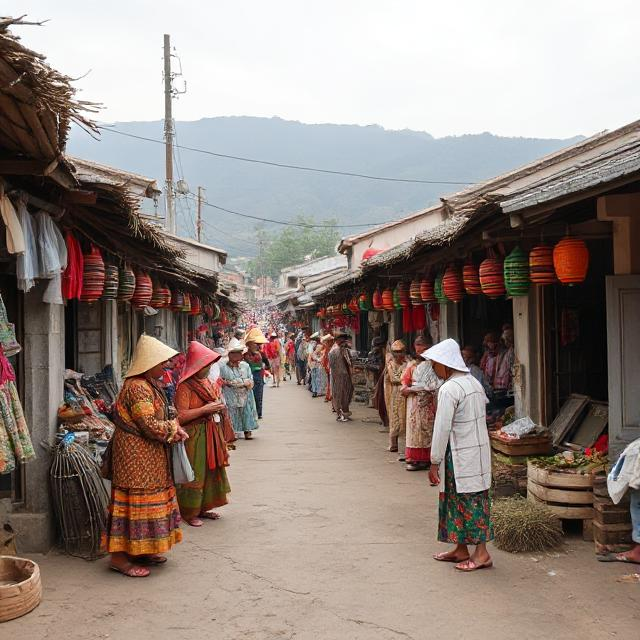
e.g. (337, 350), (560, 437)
(176, 421), (230, 520)
(438, 447), (493, 545)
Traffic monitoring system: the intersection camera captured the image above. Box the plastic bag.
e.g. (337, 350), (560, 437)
(172, 441), (195, 484)
(15, 200), (38, 292)
(502, 415), (536, 438)
(36, 211), (66, 278)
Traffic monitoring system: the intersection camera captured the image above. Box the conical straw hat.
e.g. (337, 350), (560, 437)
(227, 337), (247, 353)
(244, 327), (268, 344)
(179, 341), (221, 384)
(422, 338), (469, 373)
(125, 334), (178, 378)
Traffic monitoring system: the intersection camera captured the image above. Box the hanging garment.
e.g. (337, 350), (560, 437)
(62, 230), (84, 300)
(0, 194), (25, 255)
(15, 200), (39, 292)
(0, 294), (20, 357)
(36, 211), (66, 279)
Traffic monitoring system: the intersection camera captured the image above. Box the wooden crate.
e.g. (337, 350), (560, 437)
(490, 432), (553, 457)
(527, 462), (594, 540)
(594, 501), (631, 525)
(593, 521), (633, 545)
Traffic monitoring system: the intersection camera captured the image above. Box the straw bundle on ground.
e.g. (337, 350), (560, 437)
(492, 495), (562, 552)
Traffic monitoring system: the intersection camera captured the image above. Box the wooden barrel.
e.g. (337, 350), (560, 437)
(0, 556), (42, 622)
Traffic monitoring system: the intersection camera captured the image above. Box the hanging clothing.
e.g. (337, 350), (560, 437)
(62, 230), (84, 300)
(15, 200), (38, 292)
(329, 343), (353, 417)
(103, 376), (182, 556)
(175, 376), (230, 521)
(402, 359), (442, 463)
(35, 210), (66, 279)
(384, 357), (408, 440)
(220, 361), (259, 433)
(0, 194), (25, 255)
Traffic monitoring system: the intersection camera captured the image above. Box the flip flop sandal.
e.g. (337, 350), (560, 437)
(186, 518), (204, 527)
(597, 553), (640, 564)
(388, 446), (399, 452)
(200, 512), (221, 520)
(433, 552), (471, 563)
(110, 563), (150, 578)
(455, 559), (493, 572)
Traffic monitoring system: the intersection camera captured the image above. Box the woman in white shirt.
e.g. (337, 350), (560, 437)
(426, 339), (493, 572)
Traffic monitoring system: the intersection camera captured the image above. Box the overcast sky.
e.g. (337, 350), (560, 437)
(8, 1), (640, 139)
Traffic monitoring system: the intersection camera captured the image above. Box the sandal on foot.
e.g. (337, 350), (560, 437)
(388, 446), (399, 452)
(110, 563), (150, 578)
(455, 558), (493, 572)
(597, 553), (640, 564)
(186, 518), (204, 527)
(433, 552), (470, 563)
(200, 511), (221, 520)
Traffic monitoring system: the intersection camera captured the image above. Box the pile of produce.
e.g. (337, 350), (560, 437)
(492, 495), (563, 552)
(530, 449), (608, 474)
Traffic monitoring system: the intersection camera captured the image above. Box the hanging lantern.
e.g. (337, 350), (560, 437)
(479, 253), (505, 299)
(553, 237), (589, 285)
(434, 272), (449, 304)
(358, 292), (372, 311)
(382, 287), (395, 311)
(150, 282), (166, 308)
(80, 245), (105, 303)
(102, 264), (119, 301)
(397, 282), (410, 308)
(162, 286), (172, 308)
(342, 302), (352, 316)
(117, 265), (136, 302)
(348, 297), (360, 314)
(504, 246), (530, 297)
(182, 293), (192, 313)
(372, 288), (384, 310)
(190, 296), (201, 315)
(171, 289), (184, 311)
(529, 245), (556, 285)
(409, 279), (422, 306)
(131, 271), (153, 309)
(392, 286), (402, 310)
(463, 260), (482, 295)
(420, 277), (436, 303)
(412, 304), (427, 331)
(442, 264), (464, 303)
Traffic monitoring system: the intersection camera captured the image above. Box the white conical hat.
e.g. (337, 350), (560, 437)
(227, 337), (247, 353)
(125, 335), (178, 378)
(422, 339), (469, 373)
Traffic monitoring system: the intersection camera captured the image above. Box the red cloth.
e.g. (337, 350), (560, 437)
(405, 446), (431, 463)
(0, 348), (16, 386)
(62, 230), (83, 300)
(263, 341), (279, 360)
(179, 341), (221, 384)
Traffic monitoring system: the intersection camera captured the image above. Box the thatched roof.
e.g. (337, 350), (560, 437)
(0, 17), (98, 183)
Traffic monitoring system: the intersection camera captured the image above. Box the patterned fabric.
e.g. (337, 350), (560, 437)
(310, 346), (327, 394)
(252, 369), (265, 418)
(493, 346), (514, 391)
(438, 447), (493, 544)
(111, 377), (178, 490)
(0, 379), (35, 475)
(384, 358), (407, 438)
(175, 378), (230, 520)
(329, 343), (353, 415)
(103, 486), (183, 555)
(220, 361), (259, 433)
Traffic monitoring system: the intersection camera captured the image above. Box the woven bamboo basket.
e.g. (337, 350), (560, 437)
(0, 556), (42, 622)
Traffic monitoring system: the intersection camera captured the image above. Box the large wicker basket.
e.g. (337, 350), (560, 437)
(0, 556), (42, 622)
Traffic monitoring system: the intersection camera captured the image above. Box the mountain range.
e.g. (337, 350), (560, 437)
(68, 116), (583, 256)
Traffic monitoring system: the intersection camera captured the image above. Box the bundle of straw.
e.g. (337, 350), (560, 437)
(492, 495), (563, 552)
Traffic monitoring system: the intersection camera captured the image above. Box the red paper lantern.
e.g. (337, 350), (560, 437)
(443, 264), (464, 303)
(171, 290), (184, 311)
(348, 297), (360, 314)
(190, 296), (201, 315)
(131, 271), (153, 309)
(382, 287), (395, 311)
(479, 254), (505, 299)
(409, 279), (422, 306)
(182, 293), (192, 313)
(80, 245), (105, 303)
(372, 288), (384, 310)
(463, 260), (482, 295)
(150, 283), (168, 309)
(529, 245), (556, 285)
(397, 282), (410, 308)
(553, 237), (589, 285)
(420, 278), (436, 303)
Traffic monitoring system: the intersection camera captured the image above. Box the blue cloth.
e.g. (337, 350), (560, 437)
(220, 361), (259, 433)
(631, 488), (640, 544)
(310, 366), (327, 395)
(252, 369), (264, 418)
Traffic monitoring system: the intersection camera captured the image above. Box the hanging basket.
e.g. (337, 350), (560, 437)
(434, 272), (449, 304)
(504, 247), (531, 297)
(479, 254), (505, 299)
(392, 286), (402, 310)
(182, 293), (192, 313)
(382, 287), (395, 311)
(117, 265), (135, 302)
(131, 271), (153, 309)
(463, 260), (482, 295)
(529, 245), (556, 285)
(397, 282), (410, 308)
(553, 237), (589, 285)
(80, 245), (105, 303)
(170, 290), (184, 311)
(102, 264), (119, 301)
(420, 277), (436, 303)
(409, 279), (422, 306)
(190, 296), (201, 315)
(150, 282), (167, 309)
(443, 264), (464, 303)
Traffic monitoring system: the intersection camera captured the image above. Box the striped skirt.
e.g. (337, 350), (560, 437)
(103, 485), (183, 556)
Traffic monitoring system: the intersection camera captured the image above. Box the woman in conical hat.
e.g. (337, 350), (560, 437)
(219, 338), (260, 438)
(244, 327), (270, 419)
(175, 341), (231, 527)
(104, 335), (188, 578)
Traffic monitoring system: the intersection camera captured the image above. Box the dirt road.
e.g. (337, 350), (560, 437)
(7, 382), (639, 639)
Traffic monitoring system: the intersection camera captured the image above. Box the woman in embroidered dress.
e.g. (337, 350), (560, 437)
(384, 340), (408, 453)
(220, 338), (259, 439)
(309, 342), (328, 398)
(104, 335), (188, 578)
(401, 335), (442, 471)
(175, 341), (231, 527)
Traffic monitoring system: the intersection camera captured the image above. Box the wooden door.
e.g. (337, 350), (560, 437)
(606, 275), (640, 457)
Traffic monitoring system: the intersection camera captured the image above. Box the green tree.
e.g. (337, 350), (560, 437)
(248, 215), (340, 280)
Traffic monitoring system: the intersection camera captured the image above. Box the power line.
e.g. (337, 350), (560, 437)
(99, 125), (475, 186)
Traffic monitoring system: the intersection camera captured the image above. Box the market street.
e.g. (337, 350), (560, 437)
(8, 383), (640, 640)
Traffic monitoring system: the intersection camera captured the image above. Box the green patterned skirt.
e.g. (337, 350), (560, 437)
(438, 447), (493, 545)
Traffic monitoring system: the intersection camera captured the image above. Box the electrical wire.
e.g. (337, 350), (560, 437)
(98, 125), (475, 186)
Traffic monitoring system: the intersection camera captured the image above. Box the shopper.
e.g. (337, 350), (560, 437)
(104, 335), (188, 578)
(384, 340), (408, 453)
(244, 327), (269, 419)
(175, 341), (231, 527)
(427, 339), (493, 572)
(329, 332), (354, 422)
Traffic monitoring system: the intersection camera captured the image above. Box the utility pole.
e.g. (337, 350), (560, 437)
(196, 186), (204, 242)
(163, 34), (175, 234)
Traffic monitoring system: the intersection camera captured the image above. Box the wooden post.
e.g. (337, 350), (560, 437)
(163, 34), (175, 234)
(196, 186), (203, 242)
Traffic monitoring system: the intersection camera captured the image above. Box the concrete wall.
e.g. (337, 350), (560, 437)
(2, 284), (65, 552)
